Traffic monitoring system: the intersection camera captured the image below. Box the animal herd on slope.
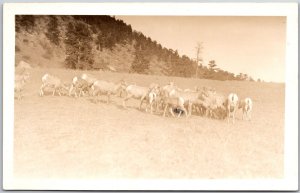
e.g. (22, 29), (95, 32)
(15, 72), (253, 123)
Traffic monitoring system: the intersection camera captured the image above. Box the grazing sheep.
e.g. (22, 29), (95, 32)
(144, 86), (162, 114)
(91, 80), (126, 103)
(194, 88), (227, 119)
(81, 73), (97, 86)
(39, 73), (68, 96)
(168, 89), (201, 116)
(122, 84), (151, 109)
(239, 97), (253, 121)
(69, 76), (90, 97)
(225, 93), (239, 123)
(14, 73), (30, 100)
(162, 96), (187, 118)
(161, 82), (177, 97)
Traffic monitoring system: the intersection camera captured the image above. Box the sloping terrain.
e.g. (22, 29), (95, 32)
(14, 68), (284, 179)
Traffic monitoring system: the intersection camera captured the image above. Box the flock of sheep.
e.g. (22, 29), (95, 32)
(15, 70), (253, 123)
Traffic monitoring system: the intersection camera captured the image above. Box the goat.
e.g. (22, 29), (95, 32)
(238, 97), (253, 121)
(39, 73), (68, 96)
(225, 93), (239, 123)
(91, 80), (126, 103)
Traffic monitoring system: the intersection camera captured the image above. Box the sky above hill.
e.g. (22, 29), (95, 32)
(116, 16), (286, 83)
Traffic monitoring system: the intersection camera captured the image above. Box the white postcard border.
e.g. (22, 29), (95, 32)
(3, 2), (298, 190)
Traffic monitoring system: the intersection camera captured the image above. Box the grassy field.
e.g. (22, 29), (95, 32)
(14, 68), (285, 179)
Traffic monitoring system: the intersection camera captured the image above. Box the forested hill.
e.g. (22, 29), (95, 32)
(15, 15), (254, 81)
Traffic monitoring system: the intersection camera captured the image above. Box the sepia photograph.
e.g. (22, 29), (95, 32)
(3, 2), (298, 191)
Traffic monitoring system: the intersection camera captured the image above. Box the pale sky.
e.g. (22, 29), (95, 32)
(116, 16), (286, 82)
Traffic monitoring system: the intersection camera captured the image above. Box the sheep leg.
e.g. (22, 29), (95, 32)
(58, 88), (62, 96)
(80, 88), (85, 97)
(182, 107), (188, 118)
(139, 95), (146, 110)
(227, 110), (230, 123)
(242, 110), (245, 120)
(123, 94), (131, 108)
(39, 84), (45, 97)
(155, 100), (160, 112)
(205, 109), (209, 117)
(150, 102), (154, 114)
(154, 99), (160, 113)
(68, 84), (74, 96)
(145, 102), (150, 113)
(79, 87), (83, 97)
(92, 89), (97, 103)
(176, 108), (182, 118)
(76, 88), (81, 98)
(188, 102), (192, 116)
(163, 104), (169, 117)
(201, 106), (206, 115)
(39, 88), (43, 97)
(71, 87), (76, 97)
(119, 89), (124, 97)
(170, 107), (176, 117)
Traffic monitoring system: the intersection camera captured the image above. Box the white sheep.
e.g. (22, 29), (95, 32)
(68, 76), (90, 97)
(239, 97), (253, 121)
(14, 73), (30, 100)
(39, 73), (68, 96)
(162, 95), (187, 118)
(168, 88), (201, 116)
(225, 93), (239, 123)
(157, 82), (180, 112)
(122, 84), (151, 109)
(144, 85), (162, 114)
(91, 80), (126, 103)
(81, 73), (97, 86)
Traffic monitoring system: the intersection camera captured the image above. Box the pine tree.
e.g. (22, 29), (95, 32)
(45, 16), (60, 45)
(130, 43), (150, 74)
(64, 20), (94, 70)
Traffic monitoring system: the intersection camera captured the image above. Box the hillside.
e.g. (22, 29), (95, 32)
(14, 67), (284, 179)
(15, 15), (253, 81)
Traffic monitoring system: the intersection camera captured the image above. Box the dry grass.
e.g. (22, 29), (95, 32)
(14, 68), (284, 179)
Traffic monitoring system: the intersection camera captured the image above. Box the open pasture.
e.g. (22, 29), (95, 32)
(14, 68), (284, 179)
